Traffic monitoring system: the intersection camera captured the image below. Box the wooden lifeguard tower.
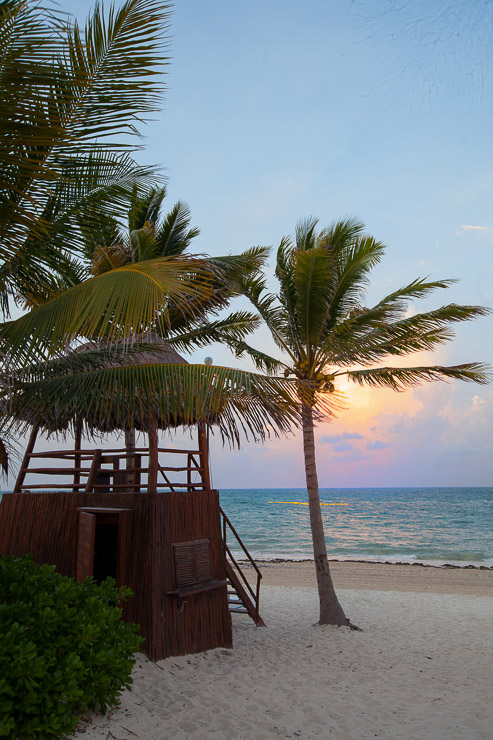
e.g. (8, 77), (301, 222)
(0, 340), (263, 660)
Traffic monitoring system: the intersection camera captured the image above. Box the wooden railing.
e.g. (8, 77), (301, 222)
(220, 507), (264, 626)
(14, 448), (207, 494)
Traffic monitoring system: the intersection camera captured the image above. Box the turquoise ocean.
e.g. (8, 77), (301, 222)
(219, 487), (493, 568)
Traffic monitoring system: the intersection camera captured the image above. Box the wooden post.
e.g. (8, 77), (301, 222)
(125, 427), (136, 491)
(197, 420), (211, 491)
(13, 425), (39, 492)
(73, 421), (82, 491)
(147, 416), (159, 494)
(134, 453), (142, 492)
(85, 449), (102, 493)
(187, 453), (192, 490)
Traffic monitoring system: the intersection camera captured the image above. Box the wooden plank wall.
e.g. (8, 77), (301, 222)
(162, 490), (232, 658)
(0, 492), (83, 575)
(0, 491), (232, 660)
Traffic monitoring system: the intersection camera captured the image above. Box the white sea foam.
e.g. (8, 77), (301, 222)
(230, 551), (493, 569)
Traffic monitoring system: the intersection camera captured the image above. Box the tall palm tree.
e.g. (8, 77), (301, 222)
(231, 216), (490, 626)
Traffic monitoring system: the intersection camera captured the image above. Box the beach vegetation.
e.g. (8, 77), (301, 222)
(0, 0), (172, 314)
(0, 554), (142, 739)
(0, 0), (304, 450)
(231, 216), (490, 626)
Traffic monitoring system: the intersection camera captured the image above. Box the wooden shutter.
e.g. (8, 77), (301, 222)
(76, 512), (96, 582)
(173, 543), (196, 587)
(194, 540), (213, 582)
(173, 539), (212, 588)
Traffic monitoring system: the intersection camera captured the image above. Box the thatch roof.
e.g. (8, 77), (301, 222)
(7, 334), (219, 437)
(6, 334), (302, 445)
(74, 333), (189, 367)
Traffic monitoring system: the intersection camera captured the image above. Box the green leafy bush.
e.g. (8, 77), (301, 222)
(0, 555), (143, 739)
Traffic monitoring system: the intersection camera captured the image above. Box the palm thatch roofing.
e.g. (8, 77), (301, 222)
(5, 334), (301, 445)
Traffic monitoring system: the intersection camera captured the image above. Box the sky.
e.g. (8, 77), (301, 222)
(14, 0), (493, 489)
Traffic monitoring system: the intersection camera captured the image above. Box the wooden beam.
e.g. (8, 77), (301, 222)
(147, 416), (159, 494)
(84, 449), (102, 493)
(125, 427), (136, 491)
(13, 425), (39, 493)
(73, 421), (82, 491)
(197, 421), (211, 490)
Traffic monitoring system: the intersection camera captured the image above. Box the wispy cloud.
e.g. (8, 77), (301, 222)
(366, 440), (391, 451)
(320, 432), (363, 444)
(459, 224), (491, 232)
(334, 441), (354, 452)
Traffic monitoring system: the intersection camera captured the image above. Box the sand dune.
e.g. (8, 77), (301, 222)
(74, 564), (493, 740)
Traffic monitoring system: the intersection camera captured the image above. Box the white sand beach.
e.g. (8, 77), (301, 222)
(74, 563), (493, 740)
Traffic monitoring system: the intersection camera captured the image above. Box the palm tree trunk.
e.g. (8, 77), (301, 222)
(301, 401), (348, 626)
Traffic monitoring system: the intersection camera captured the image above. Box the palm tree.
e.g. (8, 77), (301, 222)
(84, 186), (268, 352)
(0, 0), (171, 312)
(72, 185), (269, 456)
(0, 188), (303, 456)
(0, 1), (304, 463)
(231, 216), (490, 626)
(0, 1), (239, 373)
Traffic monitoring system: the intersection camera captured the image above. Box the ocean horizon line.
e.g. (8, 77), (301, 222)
(218, 485), (493, 491)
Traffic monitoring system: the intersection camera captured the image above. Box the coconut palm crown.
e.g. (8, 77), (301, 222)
(80, 185), (264, 357)
(231, 216), (490, 626)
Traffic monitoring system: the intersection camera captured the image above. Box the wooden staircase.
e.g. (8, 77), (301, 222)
(220, 508), (265, 626)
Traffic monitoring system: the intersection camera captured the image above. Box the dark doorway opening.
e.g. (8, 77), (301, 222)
(93, 522), (118, 583)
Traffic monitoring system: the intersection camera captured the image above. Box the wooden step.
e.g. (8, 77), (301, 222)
(225, 561), (265, 626)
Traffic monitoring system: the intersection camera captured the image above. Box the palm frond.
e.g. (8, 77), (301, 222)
(293, 247), (332, 359)
(239, 213), (490, 423)
(227, 338), (288, 375)
(7, 363), (305, 446)
(369, 277), (458, 321)
(128, 185), (167, 230)
(129, 223), (158, 262)
(276, 237), (296, 311)
(208, 246), (271, 286)
(319, 216), (366, 251)
(161, 249), (271, 335)
(15, 252), (89, 309)
(326, 234), (387, 326)
(0, 0), (169, 272)
(295, 216), (318, 251)
(80, 216), (125, 266)
(345, 363), (491, 389)
(155, 200), (200, 256)
(63, 0), (170, 145)
(167, 311), (261, 353)
(326, 277), (460, 349)
(1, 155), (157, 306)
(0, 256), (217, 366)
(328, 303), (491, 366)
(91, 242), (134, 275)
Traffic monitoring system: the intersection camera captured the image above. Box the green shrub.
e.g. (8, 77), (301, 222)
(0, 555), (143, 739)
